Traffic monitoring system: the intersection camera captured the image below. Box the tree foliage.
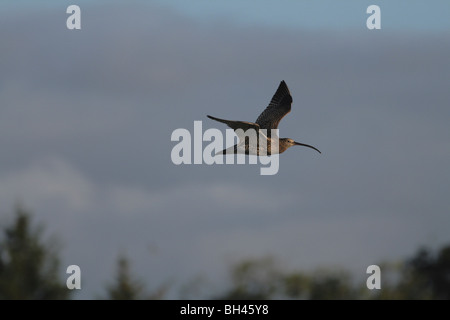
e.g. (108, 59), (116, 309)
(0, 207), (69, 299)
(374, 246), (450, 300)
(211, 245), (450, 300)
(214, 257), (358, 300)
(1, 206), (449, 300)
(103, 254), (167, 300)
(214, 257), (281, 300)
(104, 255), (145, 300)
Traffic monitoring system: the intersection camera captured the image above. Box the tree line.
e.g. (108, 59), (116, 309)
(0, 207), (449, 299)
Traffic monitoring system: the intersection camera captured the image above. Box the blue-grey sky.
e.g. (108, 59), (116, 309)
(4, 0), (450, 31)
(0, 1), (449, 299)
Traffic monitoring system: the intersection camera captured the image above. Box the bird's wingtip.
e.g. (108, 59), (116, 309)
(280, 80), (289, 90)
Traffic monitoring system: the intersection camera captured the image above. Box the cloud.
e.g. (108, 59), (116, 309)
(0, 157), (94, 212)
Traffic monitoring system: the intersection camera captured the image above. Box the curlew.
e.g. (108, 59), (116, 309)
(207, 80), (321, 156)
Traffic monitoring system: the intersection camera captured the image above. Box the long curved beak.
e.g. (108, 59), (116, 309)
(294, 141), (321, 154)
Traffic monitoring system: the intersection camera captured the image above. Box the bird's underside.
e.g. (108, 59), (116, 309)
(205, 115), (279, 155)
(216, 135), (280, 156)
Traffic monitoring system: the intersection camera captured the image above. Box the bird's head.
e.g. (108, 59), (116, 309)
(281, 138), (321, 154)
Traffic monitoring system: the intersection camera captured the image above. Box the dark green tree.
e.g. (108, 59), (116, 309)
(306, 269), (358, 300)
(0, 207), (69, 299)
(408, 246), (450, 299)
(214, 257), (282, 299)
(207, 244), (450, 300)
(104, 255), (146, 300)
(376, 245), (450, 300)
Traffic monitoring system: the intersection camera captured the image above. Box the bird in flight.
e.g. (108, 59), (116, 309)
(207, 80), (321, 155)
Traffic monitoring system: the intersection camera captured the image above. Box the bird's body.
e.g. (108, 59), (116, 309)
(207, 80), (321, 155)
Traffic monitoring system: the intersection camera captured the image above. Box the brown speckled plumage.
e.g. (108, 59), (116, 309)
(207, 81), (321, 155)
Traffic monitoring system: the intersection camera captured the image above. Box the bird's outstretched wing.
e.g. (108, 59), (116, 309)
(207, 115), (262, 143)
(207, 115), (260, 131)
(255, 80), (292, 130)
